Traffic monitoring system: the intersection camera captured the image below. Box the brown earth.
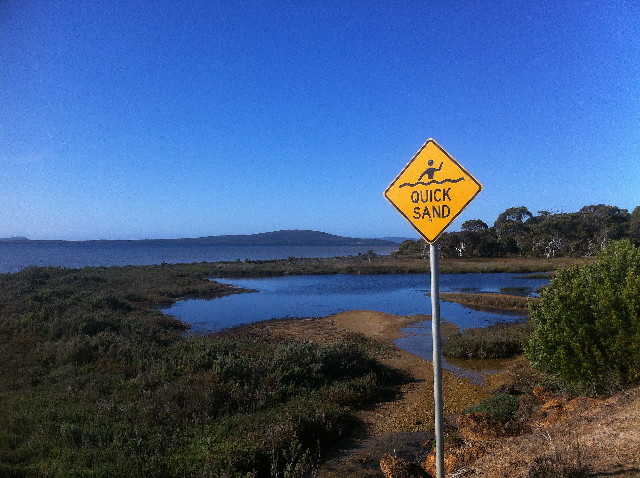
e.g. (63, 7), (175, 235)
(218, 310), (640, 477)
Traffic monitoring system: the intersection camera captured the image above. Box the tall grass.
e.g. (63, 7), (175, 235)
(443, 321), (535, 359)
(185, 255), (591, 277)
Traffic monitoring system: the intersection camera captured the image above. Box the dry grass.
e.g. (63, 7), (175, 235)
(437, 257), (592, 274)
(453, 386), (640, 477)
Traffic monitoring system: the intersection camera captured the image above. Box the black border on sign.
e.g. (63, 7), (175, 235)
(384, 138), (483, 244)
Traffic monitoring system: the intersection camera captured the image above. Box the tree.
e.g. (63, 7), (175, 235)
(395, 239), (429, 259)
(525, 240), (640, 394)
(494, 206), (533, 255)
(461, 219), (488, 232)
(529, 212), (578, 257)
(495, 206), (533, 224)
(578, 205), (630, 249)
(630, 206), (640, 245)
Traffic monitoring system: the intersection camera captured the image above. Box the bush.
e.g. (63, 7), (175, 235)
(525, 240), (640, 394)
(444, 321), (534, 359)
(465, 393), (521, 423)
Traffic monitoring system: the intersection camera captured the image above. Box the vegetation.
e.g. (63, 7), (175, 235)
(0, 265), (403, 477)
(201, 255), (588, 277)
(525, 240), (640, 395)
(464, 393), (521, 423)
(397, 203), (639, 259)
(4, 231), (637, 474)
(440, 292), (536, 312)
(526, 448), (588, 478)
(444, 321), (535, 359)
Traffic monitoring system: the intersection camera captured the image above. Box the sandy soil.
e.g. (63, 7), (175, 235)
(218, 310), (640, 477)
(462, 385), (640, 477)
(220, 310), (499, 476)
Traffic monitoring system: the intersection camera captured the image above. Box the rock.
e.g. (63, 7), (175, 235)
(456, 412), (506, 441)
(380, 454), (431, 478)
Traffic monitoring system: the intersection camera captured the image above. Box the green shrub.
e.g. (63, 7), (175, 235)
(525, 240), (640, 394)
(0, 265), (403, 477)
(444, 320), (534, 359)
(465, 393), (520, 423)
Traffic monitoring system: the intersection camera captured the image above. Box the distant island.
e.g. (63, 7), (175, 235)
(0, 237), (30, 243)
(0, 230), (404, 247)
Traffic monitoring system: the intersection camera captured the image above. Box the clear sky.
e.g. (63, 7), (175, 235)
(2, 0), (639, 240)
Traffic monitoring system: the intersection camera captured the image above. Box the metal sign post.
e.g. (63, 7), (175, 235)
(430, 242), (444, 478)
(384, 139), (481, 478)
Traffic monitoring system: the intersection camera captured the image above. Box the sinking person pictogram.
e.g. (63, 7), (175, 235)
(399, 159), (465, 188)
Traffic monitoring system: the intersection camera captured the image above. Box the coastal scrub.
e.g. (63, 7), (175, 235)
(0, 265), (402, 477)
(526, 240), (640, 395)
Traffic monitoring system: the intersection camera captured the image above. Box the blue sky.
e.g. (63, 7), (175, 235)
(1, 0), (639, 240)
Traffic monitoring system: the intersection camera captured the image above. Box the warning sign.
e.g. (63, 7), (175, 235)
(384, 139), (482, 244)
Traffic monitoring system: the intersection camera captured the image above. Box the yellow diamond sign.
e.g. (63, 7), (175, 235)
(384, 139), (482, 244)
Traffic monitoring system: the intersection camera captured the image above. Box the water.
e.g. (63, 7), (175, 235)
(163, 273), (545, 334)
(163, 273), (547, 383)
(0, 242), (398, 274)
(2, 241), (546, 383)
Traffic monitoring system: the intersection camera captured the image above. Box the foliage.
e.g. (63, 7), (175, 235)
(525, 240), (640, 394)
(464, 393), (521, 423)
(444, 321), (535, 359)
(461, 219), (488, 231)
(0, 265), (402, 477)
(401, 203), (638, 258)
(631, 206), (640, 245)
(394, 239), (429, 258)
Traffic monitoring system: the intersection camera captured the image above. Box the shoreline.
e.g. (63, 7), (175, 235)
(5, 262), (636, 476)
(215, 309), (518, 476)
(214, 306), (640, 478)
(210, 290), (541, 476)
(4, 260), (636, 476)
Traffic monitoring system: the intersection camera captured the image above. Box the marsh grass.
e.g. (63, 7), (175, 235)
(439, 292), (537, 313)
(0, 257), (591, 476)
(198, 255), (590, 277)
(0, 265), (404, 477)
(443, 321), (535, 359)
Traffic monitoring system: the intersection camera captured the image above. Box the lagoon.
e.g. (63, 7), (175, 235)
(163, 273), (546, 334)
(163, 273), (547, 384)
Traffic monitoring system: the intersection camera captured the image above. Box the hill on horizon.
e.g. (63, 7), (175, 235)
(2, 230), (401, 246)
(178, 230), (399, 246)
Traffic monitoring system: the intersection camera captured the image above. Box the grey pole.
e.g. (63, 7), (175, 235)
(430, 242), (444, 478)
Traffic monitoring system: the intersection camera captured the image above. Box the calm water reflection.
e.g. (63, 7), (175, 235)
(163, 273), (547, 384)
(163, 273), (545, 333)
